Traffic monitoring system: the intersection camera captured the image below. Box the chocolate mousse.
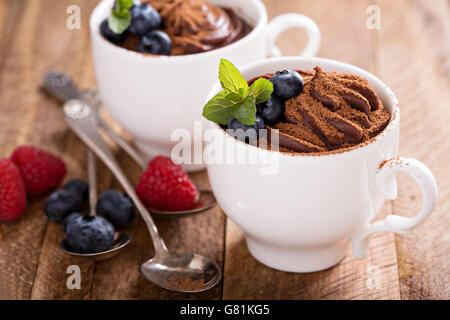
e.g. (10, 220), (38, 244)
(251, 67), (391, 153)
(119, 0), (252, 55)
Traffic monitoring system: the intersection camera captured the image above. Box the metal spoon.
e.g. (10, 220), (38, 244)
(43, 72), (217, 217)
(61, 99), (221, 292)
(60, 150), (131, 261)
(43, 73), (221, 292)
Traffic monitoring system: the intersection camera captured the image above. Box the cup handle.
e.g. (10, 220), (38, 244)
(351, 157), (438, 259)
(265, 13), (321, 57)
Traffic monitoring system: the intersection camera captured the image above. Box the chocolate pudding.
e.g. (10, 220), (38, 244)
(121, 0), (252, 55)
(250, 67), (391, 153)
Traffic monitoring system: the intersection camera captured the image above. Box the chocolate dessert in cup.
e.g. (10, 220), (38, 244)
(203, 57), (438, 272)
(90, 0), (320, 172)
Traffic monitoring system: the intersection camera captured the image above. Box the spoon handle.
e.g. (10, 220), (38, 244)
(42, 72), (170, 254)
(87, 150), (97, 216)
(97, 120), (148, 171)
(43, 72), (83, 101)
(61, 99), (168, 255)
(43, 73), (148, 171)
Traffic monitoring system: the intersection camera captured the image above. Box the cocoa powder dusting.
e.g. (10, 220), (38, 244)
(256, 67), (391, 153)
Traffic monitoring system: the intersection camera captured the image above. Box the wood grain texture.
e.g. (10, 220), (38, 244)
(376, 0), (450, 300)
(0, 0), (448, 300)
(0, 0), (225, 300)
(220, 0), (400, 300)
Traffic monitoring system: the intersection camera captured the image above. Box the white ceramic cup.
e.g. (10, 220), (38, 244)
(90, 0), (321, 172)
(204, 57), (438, 273)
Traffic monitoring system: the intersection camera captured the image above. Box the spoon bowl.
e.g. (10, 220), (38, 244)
(60, 149), (131, 261)
(150, 190), (217, 217)
(140, 253), (221, 293)
(60, 232), (131, 261)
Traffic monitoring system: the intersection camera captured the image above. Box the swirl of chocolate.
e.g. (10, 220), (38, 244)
(250, 68), (391, 153)
(145, 0), (251, 55)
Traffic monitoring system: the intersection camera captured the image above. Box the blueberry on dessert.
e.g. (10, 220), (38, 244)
(128, 4), (162, 35)
(65, 214), (115, 254)
(100, 19), (126, 44)
(96, 189), (135, 228)
(44, 189), (83, 222)
(137, 30), (172, 55)
(270, 70), (304, 99)
(228, 116), (265, 141)
(101, 0), (252, 56)
(257, 96), (285, 125)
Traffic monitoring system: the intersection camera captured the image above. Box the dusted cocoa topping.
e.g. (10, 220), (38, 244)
(124, 0), (251, 55)
(255, 67), (391, 153)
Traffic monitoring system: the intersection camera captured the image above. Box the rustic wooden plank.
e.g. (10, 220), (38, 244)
(376, 0), (450, 300)
(0, 1), (25, 66)
(222, 0), (401, 300)
(0, 0), (75, 299)
(24, 0), (225, 299)
(1, 0), (447, 300)
(0, 0), (101, 300)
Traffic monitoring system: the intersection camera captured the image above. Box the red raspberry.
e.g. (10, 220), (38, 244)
(0, 158), (27, 221)
(136, 156), (198, 211)
(11, 146), (67, 196)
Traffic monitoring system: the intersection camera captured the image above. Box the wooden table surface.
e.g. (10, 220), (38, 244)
(0, 0), (449, 300)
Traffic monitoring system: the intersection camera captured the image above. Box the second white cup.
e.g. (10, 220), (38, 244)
(90, 0), (321, 171)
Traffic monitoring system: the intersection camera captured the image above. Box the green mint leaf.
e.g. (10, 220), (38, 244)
(115, 0), (133, 13)
(108, 12), (131, 34)
(231, 95), (256, 125)
(225, 92), (244, 103)
(202, 91), (235, 125)
(249, 78), (274, 104)
(203, 60), (261, 126)
(219, 59), (249, 98)
(108, 0), (133, 34)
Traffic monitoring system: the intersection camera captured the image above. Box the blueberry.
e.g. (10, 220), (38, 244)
(137, 30), (172, 55)
(257, 96), (285, 125)
(64, 179), (89, 201)
(128, 4), (162, 35)
(270, 70), (304, 99)
(45, 189), (83, 222)
(96, 190), (134, 228)
(100, 19), (126, 44)
(228, 116), (265, 141)
(62, 212), (83, 233)
(65, 214), (115, 254)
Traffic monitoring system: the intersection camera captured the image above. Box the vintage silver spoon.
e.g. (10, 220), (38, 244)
(43, 73), (221, 292)
(60, 150), (131, 261)
(43, 72), (217, 217)
(60, 99), (221, 292)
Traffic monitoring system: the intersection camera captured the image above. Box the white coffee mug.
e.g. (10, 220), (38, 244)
(90, 0), (321, 171)
(204, 57), (438, 273)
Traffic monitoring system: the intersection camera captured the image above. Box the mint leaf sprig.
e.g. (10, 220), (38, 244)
(203, 59), (273, 126)
(108, 0), (134, 34)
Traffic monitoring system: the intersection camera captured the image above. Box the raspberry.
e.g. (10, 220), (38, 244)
(136, 156), (198, 211)
(11, 146), (67, 196)
(0, 158), (27, 221)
